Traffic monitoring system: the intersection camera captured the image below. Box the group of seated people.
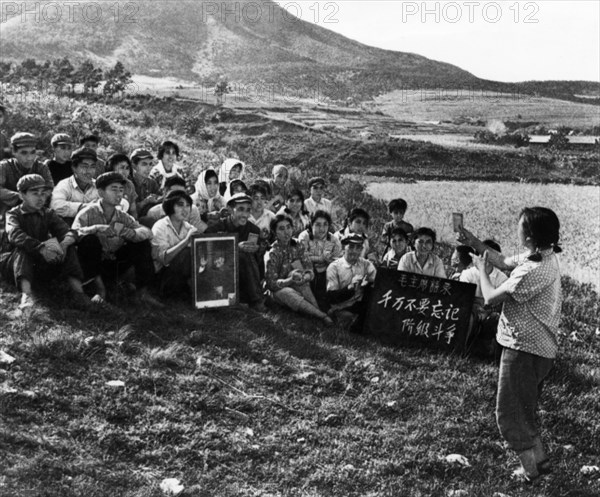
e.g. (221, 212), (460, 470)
(0, 131), (507, 335)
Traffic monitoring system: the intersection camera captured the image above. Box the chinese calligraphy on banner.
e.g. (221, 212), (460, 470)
(364, 269), (476, 353)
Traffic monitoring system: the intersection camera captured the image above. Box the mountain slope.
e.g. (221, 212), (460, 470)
(0, 0), (479, 98)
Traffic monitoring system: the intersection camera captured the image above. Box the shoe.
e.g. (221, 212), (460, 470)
(18, 293), (36, 310)
(513, 448), (540, 483)
(532, 436), (551, 474)
(323, 316), (335, 327)
(91, 294), (107, 305)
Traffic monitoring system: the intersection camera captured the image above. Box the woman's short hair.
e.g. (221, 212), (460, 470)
(157, 140), (180, 160)
(106, 153), (132, 173)
(270, 213), (294, 234)
(310, 209), (332, 227)
(413, 227), (437, 244)
(348, 207), (370, 226)
(390, 227), (409, 241)
(455, 245), (474, 266)
(163, 190), (192, 216)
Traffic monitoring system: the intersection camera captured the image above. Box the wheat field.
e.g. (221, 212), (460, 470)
(368, 181), (600, 288)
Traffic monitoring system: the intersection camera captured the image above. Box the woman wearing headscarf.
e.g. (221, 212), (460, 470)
(193, 169), (225, 214)
(218, 158), (244, 196)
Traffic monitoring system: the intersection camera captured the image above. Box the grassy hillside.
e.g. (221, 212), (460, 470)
(0, 92), (599, 496)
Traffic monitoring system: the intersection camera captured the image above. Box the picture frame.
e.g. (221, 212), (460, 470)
(192, 233), (239, 309)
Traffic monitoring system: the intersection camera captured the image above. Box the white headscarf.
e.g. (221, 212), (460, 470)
(193, 168), (224, 212)
(218, 158), (245, 185)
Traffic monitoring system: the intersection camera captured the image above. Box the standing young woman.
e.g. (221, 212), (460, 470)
(459, 207), (562, 482)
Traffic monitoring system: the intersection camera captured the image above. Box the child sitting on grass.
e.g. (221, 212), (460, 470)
(0, 174), (91, 312)
(130, 148), (161, 217)
(265, 214), (333, 326)
(460, 207), (562, 483)
(151, 190), (198, 297)
(380, 227), (409, 269)
(380, 198), (414, 254)
(397, 227), (446, 278)
(298, 210), (342, 311)
(73, 172), (162, 307)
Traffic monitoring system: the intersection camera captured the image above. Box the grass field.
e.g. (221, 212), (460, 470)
(1, 92), (599, 496)
(1, 271), (598, 497)
(367, 181), (600, 289)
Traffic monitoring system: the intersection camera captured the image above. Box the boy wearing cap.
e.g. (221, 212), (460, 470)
(326, 234), (377, 333)
(45, 133), (74, 184)
(73, 172), (161, 307)
(0, 133), (54, 218)
(0, 174), (90, 311)
(0, 105), (10, 161)
(205, 193), (266, 312)
(130, 148), (161, 217)
(80, 134), (105, 177)
(304, 177), (332, 216)
(51, 147), (100, 225)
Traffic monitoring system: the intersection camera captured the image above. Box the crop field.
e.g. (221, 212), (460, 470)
(367, 181), (600, 288)
(375, 90), (600, 128)
(388, 134), (517, 152)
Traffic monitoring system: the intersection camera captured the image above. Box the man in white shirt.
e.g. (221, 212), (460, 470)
(304, 176), (332, 216)
(51, 147), (99, 224)
(326, 234), (377, 333)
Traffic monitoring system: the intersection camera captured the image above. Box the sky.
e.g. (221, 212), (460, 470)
(274, 0), (600, 82)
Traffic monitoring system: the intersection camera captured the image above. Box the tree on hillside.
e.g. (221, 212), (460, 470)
(214, 77), (231, 106)
(0, 62), (13, 84)
(76, 60), (103, 94)
(103, 61), (132, 97)
(51, 57), (75, 94)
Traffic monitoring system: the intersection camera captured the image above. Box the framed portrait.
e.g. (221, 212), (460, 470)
(192, 233), (239, 309)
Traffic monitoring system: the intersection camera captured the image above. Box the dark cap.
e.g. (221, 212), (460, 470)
(10, 132), (37, 149)
(226, 193), (252, 207)
(130, 148), (154, 162)
(341, 233), (366, 246)
(50, 133), (73, 147)
(308, 176), (326, 189)
(71, 146), (97, 164)
(17, 174), (50, 192)
(95, 172), (126, 190)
